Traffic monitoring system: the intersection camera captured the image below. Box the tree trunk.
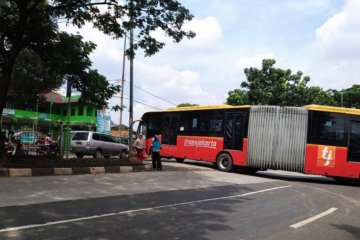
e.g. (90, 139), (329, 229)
(0, 64), (13, 164)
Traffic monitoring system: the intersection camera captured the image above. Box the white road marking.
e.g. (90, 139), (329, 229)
(0, 185), (291, 233)
(290, 207), (338, 229)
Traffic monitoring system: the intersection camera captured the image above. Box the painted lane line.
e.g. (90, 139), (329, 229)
(0, 185), (292, 233)
(290, 207), (338, 229)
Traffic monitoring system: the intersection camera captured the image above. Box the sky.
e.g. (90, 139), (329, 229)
(59, 0), (360, 127)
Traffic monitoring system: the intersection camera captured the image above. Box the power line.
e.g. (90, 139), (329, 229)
(113, 96), (163, 110)
(125, 79), (177, 106)
(109, 78), (178, 106)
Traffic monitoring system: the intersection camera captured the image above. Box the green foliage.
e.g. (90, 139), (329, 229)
(303, 87), (338, 106)
(240, 59), (310, 106)
(228, 58), (359, 108)
(7, 49), (63, 108)
(177, 103), (199, 107)
(226, 89), (250, 105)
(1, 0), (195, 158)
(49, 0), (195, 57)
(71, 70), (120, 107)
(339, 85), (360, 108)
(6, 32), (119, 108)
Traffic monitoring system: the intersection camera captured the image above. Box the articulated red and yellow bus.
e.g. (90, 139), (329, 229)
(137, 105), (360, 180)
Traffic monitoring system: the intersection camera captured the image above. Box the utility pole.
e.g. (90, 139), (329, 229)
(119, 35), (127, 135)
(66, 80), (71, 159)
(128, 0), (134, 154)
(129, 27), (134, 154)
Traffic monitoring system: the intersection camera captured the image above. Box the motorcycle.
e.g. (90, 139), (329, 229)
(6, 139), (28, 156)
(37, 142), (60, 156)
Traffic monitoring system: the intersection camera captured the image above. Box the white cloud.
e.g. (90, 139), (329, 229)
(306, 0), (360, 89)
(109, 60), (220, 125)
(315, 13), (347, 42)
(183, 16), (222, 48)
(232, 53), (275, 75)
(59, 22), (125, 79)
(59, 16), (224, 126)
(152, 16), (222, 52)
(135, 60), (218, 107)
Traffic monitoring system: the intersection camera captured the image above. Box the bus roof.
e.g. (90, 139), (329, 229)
(144, 104), (359, 115)
(147, 105), (251, 113)
(304, 104), (360, 116)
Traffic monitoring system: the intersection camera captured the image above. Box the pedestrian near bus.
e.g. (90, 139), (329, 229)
(151, 135), (162, 170)
(134, 134), (145, 163)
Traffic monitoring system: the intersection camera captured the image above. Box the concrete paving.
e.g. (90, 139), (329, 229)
(0, 161), (277, 208)
(0, 159), (359, 240)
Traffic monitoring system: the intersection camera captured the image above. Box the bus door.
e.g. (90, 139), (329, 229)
(224, 112), (245, 150)
(162, 113), (179, 145)
(348, 121), (360, 162)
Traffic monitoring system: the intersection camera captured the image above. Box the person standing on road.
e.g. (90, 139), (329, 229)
(151, 135), (162, 170)
(134, 134), (145, 163)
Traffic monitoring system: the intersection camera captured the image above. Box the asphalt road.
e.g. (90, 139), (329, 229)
(0, 159), (359, 240)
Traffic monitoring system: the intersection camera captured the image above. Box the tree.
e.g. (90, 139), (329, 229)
(240, 59), (310, 106)
(7, 33), (119, 109)
(303, 86), (338, 106)
(338, 85), (360, 108)
(0, 0), (195, 160)
(177, 103), (199, 107)
(6, 49), (64, 109)
(226, 89), (250, 106)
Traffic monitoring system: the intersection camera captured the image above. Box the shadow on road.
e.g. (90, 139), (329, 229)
(159, 159), (360, 187)
(332, 224), (360, 239)
(0, 184), (258, 240)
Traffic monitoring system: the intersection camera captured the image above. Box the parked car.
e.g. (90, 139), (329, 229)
(70, 131), (128, 159)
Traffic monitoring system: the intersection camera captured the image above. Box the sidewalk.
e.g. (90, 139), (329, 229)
(0, 155), (152, 178)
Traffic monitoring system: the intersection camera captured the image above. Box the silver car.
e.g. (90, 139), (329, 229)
(70, 131), (128, 159)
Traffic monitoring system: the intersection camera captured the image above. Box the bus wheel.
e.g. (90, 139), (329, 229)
(176, 158), (185, 163)
(217, 153), (233, 172)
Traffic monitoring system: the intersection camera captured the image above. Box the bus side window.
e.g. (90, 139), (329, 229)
(147, 114), (161, 137)
(308, 111), (347, 147)
(179, 112), (199, 135)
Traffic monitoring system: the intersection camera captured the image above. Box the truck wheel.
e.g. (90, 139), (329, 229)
(217, 153), (233, 172)
(93, 150), (102, 159)
(76, 154), (84, 158)
(176, 158), (185, 163)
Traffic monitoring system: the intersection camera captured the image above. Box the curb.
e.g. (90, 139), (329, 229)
(0, 165), (152, 178)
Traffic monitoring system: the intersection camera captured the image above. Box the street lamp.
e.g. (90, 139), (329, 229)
(339, 91), (345, 107)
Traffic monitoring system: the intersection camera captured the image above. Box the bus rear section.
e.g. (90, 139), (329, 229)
(304, 105), (360, 180)
(245, 105), (360, 180)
